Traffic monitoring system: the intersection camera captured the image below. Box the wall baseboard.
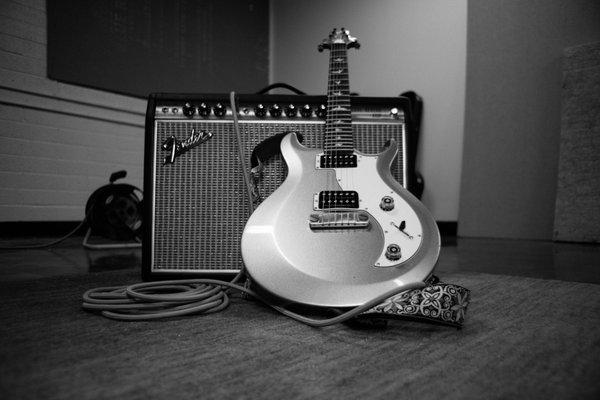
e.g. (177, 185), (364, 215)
(0, 221), (86, 238)
(437, 221), (458, 237)
(0, 221), (458, 239)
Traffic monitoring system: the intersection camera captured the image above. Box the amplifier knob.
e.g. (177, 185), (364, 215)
(254, 104), (267, 118)
(214, 103), (226, 117)
(316, 104), (327, 119)
(198, 103), (211, 118)
(284, 104), (297, 118)
(300, 104), (313, 118)
(269, 104), (282, 118)
(390, 107), (400, 119)
(182, 102), (195, 118)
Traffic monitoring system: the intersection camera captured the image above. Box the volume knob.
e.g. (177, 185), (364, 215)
(385, 244), (402, 261)
(269, 104), (282, 118)
(198, 103), (211, 118)
(213, 103), (226, 117)
(300, 104), (313, 118)
(254, 104), (267, 118)
(316, 104), (327, 119)
(379, 196), (395, 211)
(182, 102), (195, 118)
(284, 104), (298, 118)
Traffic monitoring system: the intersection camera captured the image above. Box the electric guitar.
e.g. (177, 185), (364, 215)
(241, 29), (440, 307)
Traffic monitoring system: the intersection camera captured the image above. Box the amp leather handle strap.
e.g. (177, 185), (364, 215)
(360, 277), (470, 328)
(256, 82), (307, 95)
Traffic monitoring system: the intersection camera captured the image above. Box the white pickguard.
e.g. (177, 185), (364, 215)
(324, 153), (423, 267)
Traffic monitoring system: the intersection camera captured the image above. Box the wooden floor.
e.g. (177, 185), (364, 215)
(0, 235), (598, 284)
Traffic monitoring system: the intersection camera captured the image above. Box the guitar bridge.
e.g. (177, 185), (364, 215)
(309, 211), (370, 230)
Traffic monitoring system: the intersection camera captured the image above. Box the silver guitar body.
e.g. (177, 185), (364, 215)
(241, 132), (440, 307)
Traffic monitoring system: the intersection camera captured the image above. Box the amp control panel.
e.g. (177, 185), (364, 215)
(153, 94), (405, 122)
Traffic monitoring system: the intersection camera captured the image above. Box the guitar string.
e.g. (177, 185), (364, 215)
(327, 43), (349, 216)
(329, 43), (353, 217)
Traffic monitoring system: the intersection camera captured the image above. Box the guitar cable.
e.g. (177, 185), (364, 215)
(81, 92), (427, 326)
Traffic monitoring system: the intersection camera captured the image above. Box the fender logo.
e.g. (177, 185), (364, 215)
(161, 128), (212, 164)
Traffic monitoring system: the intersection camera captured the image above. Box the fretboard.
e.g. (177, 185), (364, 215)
(324, 43), (353, 153)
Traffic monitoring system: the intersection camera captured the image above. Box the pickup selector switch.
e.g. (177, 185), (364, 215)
(385, 244), (401, 261)
(379, 196), (395, 211)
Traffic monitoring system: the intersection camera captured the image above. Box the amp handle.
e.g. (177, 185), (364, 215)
(256, 82), (307, 95)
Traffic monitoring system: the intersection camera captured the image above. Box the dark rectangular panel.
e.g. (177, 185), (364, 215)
(47, 0), (269, 98)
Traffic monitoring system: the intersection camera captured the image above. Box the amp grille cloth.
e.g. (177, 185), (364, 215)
(152, 121), (405, 272)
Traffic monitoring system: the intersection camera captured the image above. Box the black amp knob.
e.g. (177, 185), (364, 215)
(198, 103), (211, 118)
(269, 104), (282, 118)
(254, 104), (267, 118)
(213, 103), (226, 117)
(284, 104), (297, 118)
(300, 104), (313, 118)
(316, 104), (327, 119)
(182, 102), (195, 118)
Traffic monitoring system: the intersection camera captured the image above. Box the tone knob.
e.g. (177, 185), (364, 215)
(379, 196), (395, 211)
(316, 104), (327, 119)
(254, 104), (267, 118)
(213, 103), (226, 117)
(385, 244), (402, 261)
(300, 104), (313, 118)
(182, 102), (195, 118)
(198, 103), (211, 118)
(269, 104), (282, 118)
(284, 104), (298, 118)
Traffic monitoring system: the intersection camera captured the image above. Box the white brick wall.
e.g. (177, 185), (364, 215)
(0, 0), (146, 222)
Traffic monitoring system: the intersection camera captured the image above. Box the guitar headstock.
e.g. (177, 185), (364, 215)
(318, 28), (360, 52)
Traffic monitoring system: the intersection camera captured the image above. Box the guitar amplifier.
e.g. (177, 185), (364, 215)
(142, 93), (416, 279)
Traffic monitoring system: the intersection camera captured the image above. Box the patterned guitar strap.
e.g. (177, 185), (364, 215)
(359, 275), (471, 328)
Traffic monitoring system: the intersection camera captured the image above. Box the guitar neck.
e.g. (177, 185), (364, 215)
(324, 43), (354, 153)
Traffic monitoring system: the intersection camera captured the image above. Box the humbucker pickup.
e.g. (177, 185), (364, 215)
(314, 191), (359, 209)
(317, 153), (357, 168)
(309, 211), (370, 230)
